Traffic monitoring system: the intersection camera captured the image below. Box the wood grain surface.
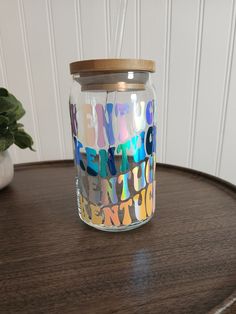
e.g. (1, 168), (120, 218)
(0, 161), (235, 314)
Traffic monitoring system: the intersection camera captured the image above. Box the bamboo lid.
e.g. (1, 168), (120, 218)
(70, 58), (156, 75)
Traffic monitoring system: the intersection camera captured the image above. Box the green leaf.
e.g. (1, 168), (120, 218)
(0, 92), (25, 121)
(8, 123), (17, 134)
(0, 116), (9, 136)
(11, 102), (25, 121)
(0, 128), (9, 136)
(0, 96), (18, 113)
(0, 88), (8, 97)
(0, 115), (9, 127)
(14, 129), (35, 151)
(0, 132), (14, 151)
(0, 89), (35, 152)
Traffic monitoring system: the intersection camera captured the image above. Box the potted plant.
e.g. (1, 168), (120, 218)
(0, 87), (34, 189)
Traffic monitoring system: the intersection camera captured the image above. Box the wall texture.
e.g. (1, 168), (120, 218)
(0, 0), (236, 184)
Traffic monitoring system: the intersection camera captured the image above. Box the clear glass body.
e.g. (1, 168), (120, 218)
(69, 71), (157, 231)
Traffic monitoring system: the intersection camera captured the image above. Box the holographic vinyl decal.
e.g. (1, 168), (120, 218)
(71, 100), (156, 227)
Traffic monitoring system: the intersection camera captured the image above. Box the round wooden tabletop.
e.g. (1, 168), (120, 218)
(0, 161), (236, 314)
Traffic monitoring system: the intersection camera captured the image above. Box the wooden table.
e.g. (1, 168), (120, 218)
(0, 161), (236, 314)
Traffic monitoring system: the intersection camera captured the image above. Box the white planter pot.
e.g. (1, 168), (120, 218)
(0, 150), (14, 190)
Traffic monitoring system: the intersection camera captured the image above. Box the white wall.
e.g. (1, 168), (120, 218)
(0, 0), (236, 184)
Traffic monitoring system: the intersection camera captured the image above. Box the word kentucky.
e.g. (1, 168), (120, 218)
(73, 100), (155, 148)
(74, 125), (156, 177)
(79, 181), (156, 227)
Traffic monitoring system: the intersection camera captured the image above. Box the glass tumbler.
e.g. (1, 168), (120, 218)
(69, 59), (157, 232)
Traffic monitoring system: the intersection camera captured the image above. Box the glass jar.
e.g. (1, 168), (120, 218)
(69, 59), (157, 232)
